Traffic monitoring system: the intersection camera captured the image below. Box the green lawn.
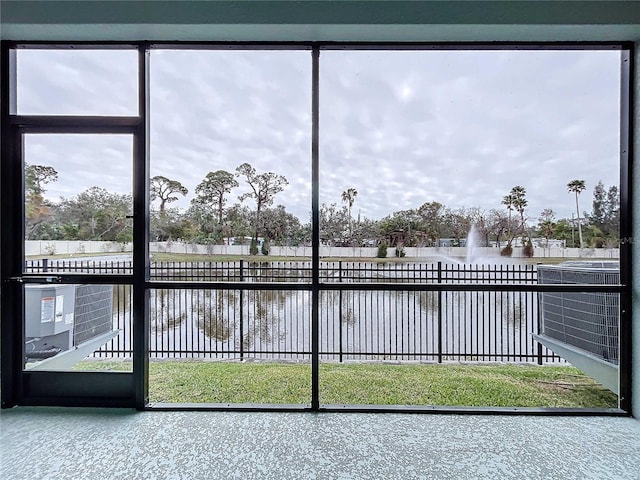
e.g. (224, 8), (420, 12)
(149, 252), (587, 264)
(317, 363), (616, 408)
(76, 360), (618, 408)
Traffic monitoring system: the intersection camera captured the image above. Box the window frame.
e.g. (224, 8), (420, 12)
(0, 41), (633, 415)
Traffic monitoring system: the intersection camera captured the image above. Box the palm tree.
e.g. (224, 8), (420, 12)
(510, 185), (528, 238)
(341, 188), (358, 239)
(501, 193), (514, 244)
(567, 179), (586, 248)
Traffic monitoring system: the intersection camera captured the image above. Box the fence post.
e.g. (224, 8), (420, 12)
(338, 260), (343, 363)
(239, 259), (244, 361)
(537, 284), (543, 365)
(437, 261), (443, 363)
(42, 257), (49, 273)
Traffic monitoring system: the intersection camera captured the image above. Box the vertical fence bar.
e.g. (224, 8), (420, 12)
(437, 261), (443, 363)
(537, 279), (543, 365)
(239, 259), (244, 361)
(338, 260), (343, 362)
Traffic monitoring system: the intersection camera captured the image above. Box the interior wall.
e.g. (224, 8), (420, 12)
(1, 1), (639, 43)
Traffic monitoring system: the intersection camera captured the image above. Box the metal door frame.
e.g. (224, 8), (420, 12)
(1, 41), (633, 415)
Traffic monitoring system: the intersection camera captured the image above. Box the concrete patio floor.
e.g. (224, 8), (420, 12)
(1, 408), (639, 479)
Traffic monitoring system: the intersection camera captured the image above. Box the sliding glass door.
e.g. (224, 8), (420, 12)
(147, 48), (313, 406)
(1, 46), (143, 407)
(1, 42), (631, 413)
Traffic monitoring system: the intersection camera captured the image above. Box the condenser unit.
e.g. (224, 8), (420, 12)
(25, 284), (118, 370)
(535, 261), (619, 394)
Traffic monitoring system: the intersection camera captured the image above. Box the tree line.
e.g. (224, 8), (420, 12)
(25, 163), (620, 253)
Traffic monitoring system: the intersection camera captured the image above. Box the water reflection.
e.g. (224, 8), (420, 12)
(94, 261), (551, 362)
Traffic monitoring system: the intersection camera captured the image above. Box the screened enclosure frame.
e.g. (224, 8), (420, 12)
(0, 41), (633, 415)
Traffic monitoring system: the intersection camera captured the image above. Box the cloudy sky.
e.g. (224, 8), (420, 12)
(18, 47), (621, 223)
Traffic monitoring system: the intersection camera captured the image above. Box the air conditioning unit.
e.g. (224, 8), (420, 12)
(25, 284), (116, 368)
(535, 261), (619, 393)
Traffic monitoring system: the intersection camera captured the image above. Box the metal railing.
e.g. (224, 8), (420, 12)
(24, 259), (563, 363)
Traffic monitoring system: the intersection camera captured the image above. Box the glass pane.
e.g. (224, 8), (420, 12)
(16, 49), (138, 116)
(318, 49), (621, 408)
(23, 134), (133, 275)
(149, 50), (311, 278)
(318, 287), (616, 407)
(319, 289), (543, 363)
(24, 283), (132, 372)
(319, 49), (620, 261)
(149, 288), (311, 405)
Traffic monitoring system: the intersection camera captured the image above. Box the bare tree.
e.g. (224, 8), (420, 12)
(487, 209), (509, 247)
(468, 207), (490, 246)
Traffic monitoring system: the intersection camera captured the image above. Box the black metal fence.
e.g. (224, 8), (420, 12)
(24, 259), (563, 363)
(26, 258), (538, 283)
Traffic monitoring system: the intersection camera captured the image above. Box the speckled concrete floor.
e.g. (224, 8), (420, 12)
(1, 408), (639, 480)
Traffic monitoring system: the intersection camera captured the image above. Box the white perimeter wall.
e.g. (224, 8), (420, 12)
(25, 240), (620, 260)
(25, 240), (132, 256)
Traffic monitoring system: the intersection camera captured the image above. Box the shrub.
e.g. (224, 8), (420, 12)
(44, 243), (57, 256)
(250, 238), (259, 255)
(377, 242), (388, 258)
(523, 239), (534, 258)
(261, 240), (270, 256)
(500, 244), (513, 257)
(395, 247), (406, 258)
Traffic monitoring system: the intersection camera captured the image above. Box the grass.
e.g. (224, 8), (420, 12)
(151, 252), (305, 262)
(149, 361), (311, 404)
(150, 252), (588, 264)
(150, 253), (415, 263)
(30, 250), (597, 265)
(26, 251), (130, 260)
(318, 363), (616, 408)
(76, 360), (617, 408)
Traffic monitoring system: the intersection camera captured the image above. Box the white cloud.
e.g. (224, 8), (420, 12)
(20, 48), (621, 225)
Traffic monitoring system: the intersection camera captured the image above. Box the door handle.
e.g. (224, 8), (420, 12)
(5, 276), (63, 284)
